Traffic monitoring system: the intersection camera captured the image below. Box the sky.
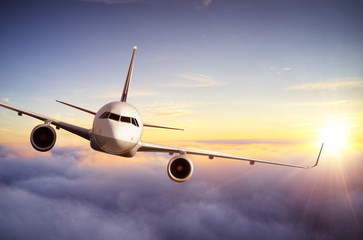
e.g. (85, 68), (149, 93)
(0, 0), (362, 239)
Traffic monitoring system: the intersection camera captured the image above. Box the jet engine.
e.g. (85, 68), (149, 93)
(167, 155), (194, 182)
(30, 124), (57, 152)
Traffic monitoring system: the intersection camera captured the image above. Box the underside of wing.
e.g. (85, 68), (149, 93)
(139, 141), (324, 169)
(0, 102), (90, 140)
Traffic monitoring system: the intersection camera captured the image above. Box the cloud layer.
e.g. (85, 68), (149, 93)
(0, 144), (362, 240)
(287, 78), (363, 90)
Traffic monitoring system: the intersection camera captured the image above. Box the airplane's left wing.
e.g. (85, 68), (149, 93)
(0, 102), (90, 140)
(139, 141), (324, 169)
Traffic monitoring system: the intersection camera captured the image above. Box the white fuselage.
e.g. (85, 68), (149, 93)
(90, 101), (143, 157)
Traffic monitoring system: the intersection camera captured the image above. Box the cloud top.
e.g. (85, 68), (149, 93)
(0, 144), (362, 240)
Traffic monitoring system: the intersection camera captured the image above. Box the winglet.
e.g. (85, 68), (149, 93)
(310, 143), (324, 168)
(121, 46), (137, 102)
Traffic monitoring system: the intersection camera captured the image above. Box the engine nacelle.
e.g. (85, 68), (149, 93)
(30, 124), (57, 152)
(167, 155), (194, 182)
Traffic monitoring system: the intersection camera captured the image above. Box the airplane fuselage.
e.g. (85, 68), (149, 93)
(90, 101), (143, 157)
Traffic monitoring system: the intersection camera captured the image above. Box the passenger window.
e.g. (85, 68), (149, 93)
(100, 112), (110, 119)
(121, 116), (131, 123)
(132, 118), (139, 127)
(109, 113), (120, 121)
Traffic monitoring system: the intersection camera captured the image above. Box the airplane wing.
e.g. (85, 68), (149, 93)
(0, 102), (90, 140)
(139, 141), (324, 169)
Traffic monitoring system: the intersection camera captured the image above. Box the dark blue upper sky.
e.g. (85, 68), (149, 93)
(1, 0), (362, 98)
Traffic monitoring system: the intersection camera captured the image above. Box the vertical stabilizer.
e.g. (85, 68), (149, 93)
(121, 46), (137, 102)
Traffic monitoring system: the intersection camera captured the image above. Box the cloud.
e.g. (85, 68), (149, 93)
(278, 100), (353, 108)
(136, 101), (215, 118)
(76, 0), (142, 4)
(328, 100), (349, 105)
(270, 67), (291, 74)
(194, 0), (213, 9)
(154, 111), (193, 117)
(287, 78), (363, 90)
(198, 138), (309, 145)
(167, 74), (225, 88)
(0, 144), (362, 240)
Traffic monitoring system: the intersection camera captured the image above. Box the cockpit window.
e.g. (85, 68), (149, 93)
(99, 111), (139, 127)
(132, 118), (139, 127)
(109, 113), (120, 121)
(121, 116), (131, 123)
(100, 112), (110, 119)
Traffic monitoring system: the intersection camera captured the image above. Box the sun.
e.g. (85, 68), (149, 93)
(320, 119), (349, 152)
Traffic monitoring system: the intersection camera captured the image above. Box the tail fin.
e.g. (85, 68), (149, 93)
(121, 46), (137, 102)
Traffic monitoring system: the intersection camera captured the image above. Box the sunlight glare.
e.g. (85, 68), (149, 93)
(320, 119), (349, 152)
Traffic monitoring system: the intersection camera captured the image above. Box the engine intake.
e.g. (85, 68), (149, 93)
(167, 155), (194, 182)
(30, 124), (56, 152)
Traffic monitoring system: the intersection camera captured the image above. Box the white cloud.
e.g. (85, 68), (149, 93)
(0, 144), (361, 240)
(167, 74), (225, 88)
(287, 78), (363, 90)
(270, 67), (291, 74)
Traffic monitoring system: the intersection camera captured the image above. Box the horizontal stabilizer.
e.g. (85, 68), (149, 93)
(56, 100), (96, 115)
(144, 123), (184, 131)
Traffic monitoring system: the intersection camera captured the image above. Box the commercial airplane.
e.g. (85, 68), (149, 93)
(0, 47), (324, 182)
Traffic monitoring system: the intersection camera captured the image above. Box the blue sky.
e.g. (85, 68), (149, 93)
(1, 0), (362, 105)
(0, 1), (362, 239)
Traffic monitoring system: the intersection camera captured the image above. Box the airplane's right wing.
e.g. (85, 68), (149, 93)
(139, 141), (324, 169)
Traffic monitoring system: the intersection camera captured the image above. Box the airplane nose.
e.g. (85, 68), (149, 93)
(94, 132), (135, 155)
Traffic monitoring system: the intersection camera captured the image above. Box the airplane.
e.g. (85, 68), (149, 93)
(0, 46), (324, 182)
